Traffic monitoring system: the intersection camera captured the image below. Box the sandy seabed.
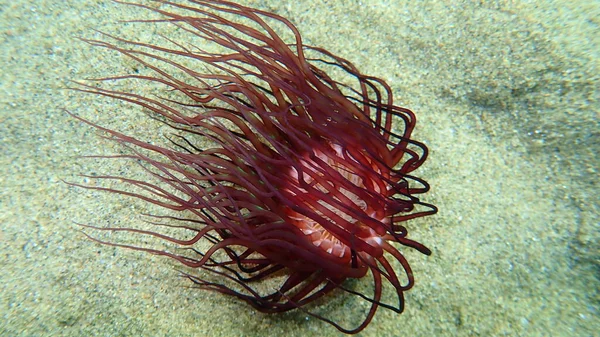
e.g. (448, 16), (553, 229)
(1, 0), (598, 336)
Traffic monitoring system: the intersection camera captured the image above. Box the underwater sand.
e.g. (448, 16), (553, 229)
(1, 0), (598, 336)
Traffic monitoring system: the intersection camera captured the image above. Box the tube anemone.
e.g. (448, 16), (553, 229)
(71, 0), (437, 334)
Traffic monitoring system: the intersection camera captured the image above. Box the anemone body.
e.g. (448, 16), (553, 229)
(73, 0), (436, 334)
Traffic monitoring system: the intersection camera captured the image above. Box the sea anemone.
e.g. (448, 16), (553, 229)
(71, 0), (437, 334)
